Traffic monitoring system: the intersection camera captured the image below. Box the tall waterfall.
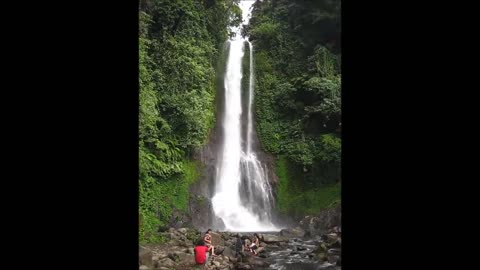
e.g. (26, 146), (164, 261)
(211, 0), (278, 232)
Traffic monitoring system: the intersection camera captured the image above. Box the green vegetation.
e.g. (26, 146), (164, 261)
(139, 0), (241, 243)
(276, 156), (340, 215)
(246, 0), (341, 215)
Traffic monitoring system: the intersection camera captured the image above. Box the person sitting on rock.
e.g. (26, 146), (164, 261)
(203, 229), (217, 257)
(249, 233), (260, 255)
(244, 238), (251, 253)
(194, 239), (209, 269)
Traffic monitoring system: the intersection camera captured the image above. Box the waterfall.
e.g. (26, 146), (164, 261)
(211, 0), (278, 232)
(246, 41), (254, 155)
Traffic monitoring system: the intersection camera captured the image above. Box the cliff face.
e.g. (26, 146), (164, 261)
(188, 126), (225, 231)
(298, 203), (341, 237)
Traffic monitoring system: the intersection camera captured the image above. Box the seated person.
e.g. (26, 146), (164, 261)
(244, 238), (252, 253)
(194, 239), (209, 269)
(203, 229), (217, 256)
(249, 233), (260, 255)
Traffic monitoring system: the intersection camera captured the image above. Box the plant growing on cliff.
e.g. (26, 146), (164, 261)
(139, 0), (242, 243)
(247, 0), (342, 215)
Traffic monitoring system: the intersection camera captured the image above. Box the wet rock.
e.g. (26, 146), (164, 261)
(280, 227), (305, 238)
(327, 248), (341, 255)
(327, 254), (340, 264)
(316, 263), (337, 270)
(237, 263), (251, 270)
(327, 240), (341, 249)
(262, 234), (288, 244)
(267, 244), (280, 250)
(252, 259), (270, 267)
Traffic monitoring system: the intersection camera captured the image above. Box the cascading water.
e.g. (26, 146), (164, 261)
(211, 0), (278, 232)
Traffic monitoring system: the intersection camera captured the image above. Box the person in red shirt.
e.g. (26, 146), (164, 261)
(194, 239), (209, 268)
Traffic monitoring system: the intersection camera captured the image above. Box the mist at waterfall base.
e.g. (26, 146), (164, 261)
(211, 1), (280, 232)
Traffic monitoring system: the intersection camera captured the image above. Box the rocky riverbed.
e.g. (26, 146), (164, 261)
(139, 228), (341, 270)
(139, 205), (341, 270)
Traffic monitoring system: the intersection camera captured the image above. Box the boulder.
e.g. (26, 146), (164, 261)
(214, 245), (225, 255)
(280, 227), (306, 238)
(327, 233), (338, 241)
(314, 243), (328, 253)
(262, 234), (288, 244)
(169, 251), (192, 264)
(252, 258), (270, 267)
(327, 248), (341, 256)
(157, 258), (175, 267)
(237, 263), (251, 270)
(210, 232), (225, 246)
(327, 240), (341, 249)
(139, 247), (153, 268)
(298, 204), (341, 237)
(221, 246), (236, 260)
(317, 252), (328, 262)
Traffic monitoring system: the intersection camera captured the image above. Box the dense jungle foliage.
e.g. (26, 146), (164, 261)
(244, 0), (341, 215)
(139, 0), (241, 243)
